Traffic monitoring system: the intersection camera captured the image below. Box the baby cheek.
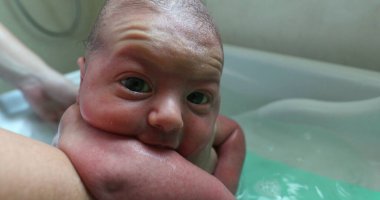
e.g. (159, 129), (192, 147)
(79, 100), (119, 134)
(79, 99), (104, 128)
(79, 98), (146, 137)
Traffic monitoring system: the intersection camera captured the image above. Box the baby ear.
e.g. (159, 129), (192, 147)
(76, 56), (86, 104)
(77, 57), (86, 83)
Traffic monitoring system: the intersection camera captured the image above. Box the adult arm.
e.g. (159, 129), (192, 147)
(0, 23), (77, 122)
(213, 115), (246, 194)
(0, 128), (91, 200)
(56, 105), (235, 200)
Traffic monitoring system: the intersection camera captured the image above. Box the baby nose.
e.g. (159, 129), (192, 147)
(148, 98), (184, 134)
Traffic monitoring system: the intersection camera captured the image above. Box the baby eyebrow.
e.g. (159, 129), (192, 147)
(113, 41), (222, 82)
(114, 41), (157, 63)
(183, 65), (221, 82)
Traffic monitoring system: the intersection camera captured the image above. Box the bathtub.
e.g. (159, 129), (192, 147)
(220, 45), (380, 199)
(1, 44), (380, 199)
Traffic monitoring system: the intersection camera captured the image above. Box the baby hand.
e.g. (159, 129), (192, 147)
(213, 115), (246, 194)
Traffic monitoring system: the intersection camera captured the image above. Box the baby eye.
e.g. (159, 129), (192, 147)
(121, 77), (152, 93)
(187, 92), (210, 105)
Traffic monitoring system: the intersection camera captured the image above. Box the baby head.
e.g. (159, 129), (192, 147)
(77, 0), (223, 158)
(86, 0), (222, 56)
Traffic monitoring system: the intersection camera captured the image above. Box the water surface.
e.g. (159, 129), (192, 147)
(234, 112), (380, 200)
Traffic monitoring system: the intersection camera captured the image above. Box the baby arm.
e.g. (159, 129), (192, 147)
(56, 105), (235, 200)
(213, 115), (246, 194)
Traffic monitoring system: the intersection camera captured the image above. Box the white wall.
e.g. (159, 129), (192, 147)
(205, 0), (380, 72)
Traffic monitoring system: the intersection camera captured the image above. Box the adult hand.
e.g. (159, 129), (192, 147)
(0, 23), (77, 122)
(19, 69), (77, 122)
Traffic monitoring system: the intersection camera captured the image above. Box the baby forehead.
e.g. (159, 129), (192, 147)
(109, 12), (219, 45)
(107, 15), (223, 59)
(156, 15), (219, 46)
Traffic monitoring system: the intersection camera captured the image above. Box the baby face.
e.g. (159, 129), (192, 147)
(78, 11), (223, 159)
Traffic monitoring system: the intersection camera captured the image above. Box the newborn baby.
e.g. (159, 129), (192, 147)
(55, 0), (245, 199)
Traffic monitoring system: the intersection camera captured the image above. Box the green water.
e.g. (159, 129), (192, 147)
(237, 152), (380, 200)
(233, 110), (380, 200)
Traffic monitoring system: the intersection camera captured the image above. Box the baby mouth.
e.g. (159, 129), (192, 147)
(139, 137), (179, 151)
(150, 142), (179, 151)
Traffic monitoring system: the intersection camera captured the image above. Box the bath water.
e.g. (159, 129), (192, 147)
(233, 113), (380, 200)
(236, 152), (380, 200)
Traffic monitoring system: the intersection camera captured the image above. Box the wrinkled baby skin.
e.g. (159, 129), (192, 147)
(57, 2), (245, 199)
(57, 105), (235, 200)
(78, 11), (223, 172)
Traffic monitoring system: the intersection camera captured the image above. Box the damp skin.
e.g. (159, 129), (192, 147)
(57, 2), (245, 199)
